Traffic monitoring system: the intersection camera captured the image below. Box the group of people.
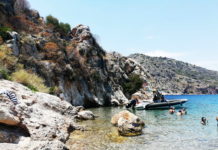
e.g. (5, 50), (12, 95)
(169, 107), (218, 126)
(153, 90), (166, 103)
(168, 107), (187, 115)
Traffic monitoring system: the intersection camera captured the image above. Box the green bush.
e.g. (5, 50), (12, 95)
(122, 74), (143, 97)
(49, 86), (59, 95)
(0, 67), (11, 80)
(46, 15), (59, 27)
(57, 22), (71, 35)
(46, 15), (71, 36)
(0, 27), (12, 41)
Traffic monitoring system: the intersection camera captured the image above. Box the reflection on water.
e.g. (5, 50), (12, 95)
(67, 95), (218, 150)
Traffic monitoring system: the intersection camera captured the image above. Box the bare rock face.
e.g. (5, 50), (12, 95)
(0, 80), (79, 149)
(111, 110), (144, 136)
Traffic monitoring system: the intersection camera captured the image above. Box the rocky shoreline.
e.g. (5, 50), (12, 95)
(0, 80), (88, 149)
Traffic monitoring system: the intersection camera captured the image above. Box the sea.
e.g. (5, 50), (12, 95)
(67, 95), (218, 150)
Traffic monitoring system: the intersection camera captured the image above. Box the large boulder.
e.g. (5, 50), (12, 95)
(111, 110), (144, 136)
(0, 80), (80, 149)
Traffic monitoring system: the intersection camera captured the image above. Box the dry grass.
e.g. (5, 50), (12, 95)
(11, 69), (49, 93)
(0, 45), (18, 69)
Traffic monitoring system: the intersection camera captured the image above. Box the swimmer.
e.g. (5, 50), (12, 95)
(181, 108), (187, 115)
(169, 107), (175, 114)
(201, 117), (208, 125)
(177, 110), (183, 116)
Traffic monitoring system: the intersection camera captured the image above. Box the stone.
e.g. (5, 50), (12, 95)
(0, 80), (78, 149)
(111, 99), (120, 106)
(77, 110), (95, 120)
(0, 106), (20, 126)
(111, 110), (144, 136)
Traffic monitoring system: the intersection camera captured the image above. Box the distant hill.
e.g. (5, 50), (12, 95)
(129, 53), (218, 94)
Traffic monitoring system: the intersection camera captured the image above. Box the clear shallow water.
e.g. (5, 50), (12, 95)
(67, 95), (218, 150)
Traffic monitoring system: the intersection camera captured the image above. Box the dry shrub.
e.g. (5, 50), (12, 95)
(43, 42), (60, 59)
(11, 69), (49, 93)
(40, 31), (52, 38)
(0, 45), (18, 69)
(0, 36), (3, 44)
(9, 15), (40, 33)
(44, 42), (59, 51)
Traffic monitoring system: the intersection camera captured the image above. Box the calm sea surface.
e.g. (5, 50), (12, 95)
(67, 95), (218, 150)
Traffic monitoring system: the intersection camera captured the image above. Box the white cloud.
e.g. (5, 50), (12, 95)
(144, 50), (185, 59)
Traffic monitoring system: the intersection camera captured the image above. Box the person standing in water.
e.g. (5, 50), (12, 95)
(216, 117), (218, 127)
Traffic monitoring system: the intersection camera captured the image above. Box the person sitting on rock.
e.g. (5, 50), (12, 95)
(169, 106), (175, 114)
(201, 117), (208, 125)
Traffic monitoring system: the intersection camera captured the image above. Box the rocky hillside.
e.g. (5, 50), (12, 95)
(0, 0), (153, 108)
(130, 53), (218, 94)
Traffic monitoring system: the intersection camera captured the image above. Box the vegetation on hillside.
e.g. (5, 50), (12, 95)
(0, 45), (49, 93)
(46, 15), (71, 37)
(122, 74), (143, 97)
(0, 26), (12, 41)
(11, 69), (49, 93)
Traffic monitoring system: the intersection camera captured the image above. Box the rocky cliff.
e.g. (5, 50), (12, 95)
(0, 0), (153, 108)
(130, 53), (218, 94)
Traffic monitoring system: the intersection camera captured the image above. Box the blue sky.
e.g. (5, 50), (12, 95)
(29, 0), (218, 71)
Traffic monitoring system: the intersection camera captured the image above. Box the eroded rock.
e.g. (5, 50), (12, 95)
(0, 80), (79, 149)
(111, 110), (144, 136)
(77, 110), (95, 120)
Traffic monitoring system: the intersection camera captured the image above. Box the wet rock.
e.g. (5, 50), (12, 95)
(77, 110), (95, 120)
(111, 110), (144, 136)
(111, 99), (120, 106)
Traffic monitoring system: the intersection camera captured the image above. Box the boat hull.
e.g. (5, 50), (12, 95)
(136, 99), (188, 110)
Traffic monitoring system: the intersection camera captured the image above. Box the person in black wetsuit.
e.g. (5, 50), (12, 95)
(126, 97), (139, 109)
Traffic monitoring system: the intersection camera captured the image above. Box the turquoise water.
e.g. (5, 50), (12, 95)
(68, 95), (218, 150)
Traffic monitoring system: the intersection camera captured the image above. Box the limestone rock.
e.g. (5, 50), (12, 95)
(77, 110), (95, 120)
(0, 80), (79, 149)
(0, 106), (20, 126)
(111, 99), (120, 106)
(111, 110), (144, 136)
